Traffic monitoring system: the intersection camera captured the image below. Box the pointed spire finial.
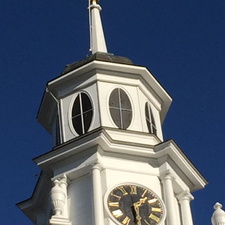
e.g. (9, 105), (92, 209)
(88, 0), (107, 54)
(90, 0), (99, 3)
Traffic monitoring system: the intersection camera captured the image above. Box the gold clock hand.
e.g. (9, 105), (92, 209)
(133, 197), (147, 207)
(144, 219), (151, 225)
(133, 197), (147, 225)
(133, 204), (141, 225)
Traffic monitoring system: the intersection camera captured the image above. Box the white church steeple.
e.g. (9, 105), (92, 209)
(89, 0), (107, 54)
(17, 2), (208, 225)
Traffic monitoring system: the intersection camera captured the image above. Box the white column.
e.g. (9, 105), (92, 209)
(177, 190), (194, 225)
(92, 164), (104, 225)
(161, 173), (178, 225)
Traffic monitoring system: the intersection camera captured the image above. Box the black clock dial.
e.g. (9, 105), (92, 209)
(107, 184), (165, 225)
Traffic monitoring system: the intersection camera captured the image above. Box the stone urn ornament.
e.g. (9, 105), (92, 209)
(50, 179), (66, 216)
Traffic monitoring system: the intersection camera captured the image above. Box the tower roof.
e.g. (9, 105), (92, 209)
(62, 52), (133, 75)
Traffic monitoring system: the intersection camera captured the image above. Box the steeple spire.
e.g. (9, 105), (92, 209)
(89, 0), (107, 54)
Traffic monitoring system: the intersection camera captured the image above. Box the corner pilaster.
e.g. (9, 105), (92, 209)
(160, 171), (178, 225)
(177, 190), (194, 225)
(92, 163), (104, 225)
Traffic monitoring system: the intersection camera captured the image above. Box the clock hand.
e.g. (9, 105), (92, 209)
(144, 219), (151, 225)
(133, 204), (141, 225)
(133, 197), (147, 207)
(133, 197), (147, 225)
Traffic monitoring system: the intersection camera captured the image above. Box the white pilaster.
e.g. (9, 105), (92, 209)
(92, 164), (104, 225)
(89, 0), (107, 54)
(161, 172), (178, 225)
(177, 190), (194, 225)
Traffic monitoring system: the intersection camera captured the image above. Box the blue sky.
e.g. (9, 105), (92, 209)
(0, 0), (225, 224)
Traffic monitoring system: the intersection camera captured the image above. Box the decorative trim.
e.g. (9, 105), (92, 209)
(177, 190), (194, 202)
(50, 175), (71, 225)
(49, 216), (72, 225)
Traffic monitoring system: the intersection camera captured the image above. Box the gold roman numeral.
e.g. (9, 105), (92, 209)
(152, 207), (162, 213)
(122, 216), (131, 225)
(110, 192), (122, 200)
(112, 209), (123, 218)
(141, 189), (148, 197)
(130, 186), (137, 195)
(148, 198), (158, 204)
(108, 201), (120, 207)
(149, 214), (160, 223)
(117, 187), (128, 196)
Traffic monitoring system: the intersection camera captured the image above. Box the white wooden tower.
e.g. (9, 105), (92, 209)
(17, 1), (207, 225)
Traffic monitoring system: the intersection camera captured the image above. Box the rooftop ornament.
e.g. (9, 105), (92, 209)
(211, 202), (225, 225)
(88, 0), (107, 54)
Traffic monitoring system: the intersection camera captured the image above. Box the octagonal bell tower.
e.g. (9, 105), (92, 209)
(17, 1), (207, 225)
(38, 52), (171, 147)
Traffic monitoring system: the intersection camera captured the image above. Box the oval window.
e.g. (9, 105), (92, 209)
(72, 93), (93, 135)
(145, 102), (157, 135)
(109, 88), (132, 129)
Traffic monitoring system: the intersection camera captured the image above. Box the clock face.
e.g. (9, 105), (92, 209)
(106, 184), (165, 225)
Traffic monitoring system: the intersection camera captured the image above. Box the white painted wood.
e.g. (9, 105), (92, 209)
(211, 203), (225, 225)
(68, 175), (93, 225)
(92, 164), (104, 225)
(89, 0), (107, 53)
(19, 3), (207, 224)
(177, 191), (194, 225)
(161, 173), (178, 225)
